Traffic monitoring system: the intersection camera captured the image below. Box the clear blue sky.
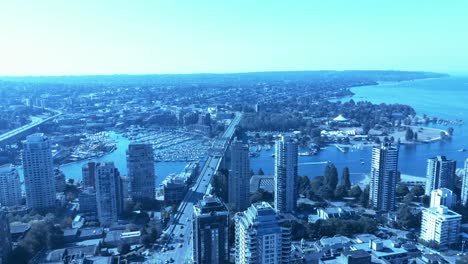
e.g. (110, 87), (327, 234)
(0, 0), (467, 76)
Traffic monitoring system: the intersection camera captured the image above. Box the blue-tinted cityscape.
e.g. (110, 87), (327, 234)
(1, 2), (468, 264)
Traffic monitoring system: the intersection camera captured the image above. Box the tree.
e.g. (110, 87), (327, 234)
(360, 185), (370, 207)
(403, 193), (414, 204)
(250, 189), (273, 204)
(334, 185), (347, 198)
(118, 242), (131, 254)
(405, 127), (414, 141)
(396, 184), (410, 197)
(310, 176), (324, 194)
(341, 167), (351, 190)
(323, 163), (338, 192)
(296, 176), (311, 196)
(396, 205), (421, 229)
(349, 186), (362, 198)
(413, 132), (418, 141)
(411, 185), (425, 197)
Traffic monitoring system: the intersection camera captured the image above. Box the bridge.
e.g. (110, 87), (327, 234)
(157, 112), (241, 264)
(0, 109), (61, 146)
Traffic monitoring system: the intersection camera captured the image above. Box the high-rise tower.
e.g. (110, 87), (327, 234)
(192, 195), (229, 264)
(235, 202), (291, 264)
(127, 143), (155, 200)
(22, 133), (56, 210)
(425, 156), (456, 196)
(95, 162), (123, 227)
(274, 135), (298, 213)
(229, 139), (250, 211)
(369, 143), (399, 212)
(0, 164), (22, 207)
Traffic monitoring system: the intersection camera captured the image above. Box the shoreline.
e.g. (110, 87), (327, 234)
(358, 173), (426, 188)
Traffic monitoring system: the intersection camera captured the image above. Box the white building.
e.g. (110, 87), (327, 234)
(430, 188), (456, 208)
(461, 159), (468, 206)
(274, 135), (298, 213)
(95, 162), (123, 227)
(425, 156), (456, 196)
(127, 143), (155, 200)
(229, 139), (250, 211)
(369, 143), (399, 212)
(22, 133), (56, 210)
(420, 206), (461, 247)
(235, 202), (291, 264)
(0, 164), (22, 207)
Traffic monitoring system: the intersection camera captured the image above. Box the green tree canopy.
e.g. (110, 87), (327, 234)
(341, 167), (351, 190)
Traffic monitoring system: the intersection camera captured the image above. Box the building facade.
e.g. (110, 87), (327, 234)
(420, 206), (461, 247)
(22, 133), (56, 210)
(461, 159), (468, 206)
(274, 135), (298, 213)
(79, 187), (97, 213)
(229, 139), (250, 211)
(95, 162), (123, 227)
(430, 188), (456, 208)
(369, 143), (399, 212)
(0, 164), (22, 207)
(235, 202), (291, 264)
(82, 162), (96, 189)
(425, 156), (456, 196)
(192, 195), (229, 264)
(126, 143), (155, 200)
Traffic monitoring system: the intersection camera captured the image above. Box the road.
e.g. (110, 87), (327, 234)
(155, 113), (241, 264)
(0, 109), (61, 144)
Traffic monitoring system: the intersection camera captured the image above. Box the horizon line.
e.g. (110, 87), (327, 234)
(0, 69), (454, 78)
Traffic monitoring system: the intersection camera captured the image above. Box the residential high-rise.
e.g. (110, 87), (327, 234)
(0, 164), (22, 207)
(0, 209), (12, 263)
(461, 159), (468, 206)
(420, 206), (461, 247)
(82, 162), (96, 189)
(369, 143), (399, 212)
(229, 139), (250, 211)
(274, 135), (298, 213)
(95, 162), (123, 227)
(127, 143), (155, 200)
(425, 156), (456, 196)
(235, 202), (291, 264)
(22, 133), (56, 210)
(192, 195), (229, 264)
(430, 188), (456, 208)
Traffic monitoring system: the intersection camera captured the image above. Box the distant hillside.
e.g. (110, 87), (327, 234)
(0, 70), (448, 86)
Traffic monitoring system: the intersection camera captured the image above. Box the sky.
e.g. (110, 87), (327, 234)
(0, 0), (467, 76)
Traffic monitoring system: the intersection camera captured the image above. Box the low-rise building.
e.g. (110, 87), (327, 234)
(317, 206), (355, 220)
(351, 239), (410, 264)
(420, 205), (461, 247)
(161, 174), (187, 204)
(250, 174), (274, 193)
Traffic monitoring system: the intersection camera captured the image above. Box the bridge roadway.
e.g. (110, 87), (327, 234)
(156, 113), (241, 264)
(0, 109), (61, 145)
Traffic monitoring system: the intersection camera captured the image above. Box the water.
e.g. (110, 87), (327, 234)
(23, 77), (465, 186)
(19, 131), (188, 186)
(250, 76), (468, 182)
